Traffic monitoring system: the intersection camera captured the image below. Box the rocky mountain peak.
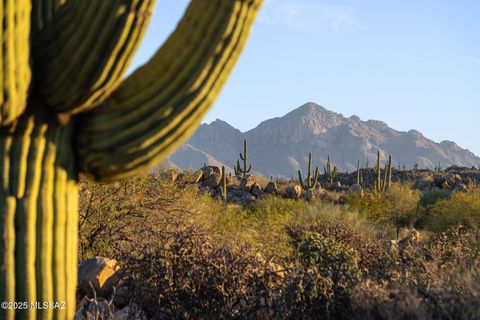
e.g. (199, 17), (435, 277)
(167, 103), (480, 176)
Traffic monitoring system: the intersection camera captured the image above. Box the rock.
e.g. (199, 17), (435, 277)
(264, 181), (278, 194)
(75, 297), (115, 320)
(441, 180), (451, 190)
(454, 183), (468, 193)
(446, 173), (462, 186)
(303, 190), (315, 201)
(303, 187), (325, 201)
(112, 281), (130, 308)
(202, 166), (219, 177)
(413, 177), (434, 190)
(433, 176), (447, 188)
(78, 257), (122, 299)
(114, 305), (148, 320)
(197, 166), (222, 188)
(462, 177), (474, 188)
(347, 184), (364, 198)
(252, 183), (266, 198)
(240, 175), (256, 191)
(193, 170), (203, 183)
(332, 181), (343, 191)
(202, 172), (222, 189)
(229, 186), (256, 205)
(285, 185), (302, 200)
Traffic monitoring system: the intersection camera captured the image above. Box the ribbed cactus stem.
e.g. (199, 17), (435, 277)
(381, 163), (387, 192)
(356, 160), (361, 185)
(324, 155), (337, 186)
(386, 155), (392, 190)
(234, 139), (252, 178)
(0, 1), (263, 319)
(0, 107), (77, 320)
(0, 0), (32, 126)
(375, 151), (381, 193)
(221, 165), (227, 201)
(298, 152), (319, 191)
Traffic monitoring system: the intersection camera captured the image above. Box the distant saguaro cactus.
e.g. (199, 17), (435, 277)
(374, 152), (393, 193)
(235, 139), (252, 178)
(356, 160), (364, 188)
(221, 166), (227, 201)
(298, 152), (320, 191)
(324, 155), (338, 186)
(0, 1), (263, 319)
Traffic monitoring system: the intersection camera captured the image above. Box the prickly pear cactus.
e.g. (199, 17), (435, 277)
(0, 1), (262, 319)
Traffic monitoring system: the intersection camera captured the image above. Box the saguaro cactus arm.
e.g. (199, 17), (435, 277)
(32, 0), (155, 114)
(0, 1), (262, 318)
(0, 0), (32, 126)
(32, 0), (66, 32)
(77, 0), (262, 182)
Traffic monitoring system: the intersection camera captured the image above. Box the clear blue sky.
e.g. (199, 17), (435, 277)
(130, 0), (480, 155)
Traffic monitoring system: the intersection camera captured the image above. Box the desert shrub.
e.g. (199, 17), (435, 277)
(351, 226), (480, 320)
(273, 233), (360, 320)
(350, 281), (430, 320)
(78, 174), (156, 259)
(299, 233), (361, 285)
(425, 190), (480, 232)
(350, 183), (420, 236)
(117, 216), (282, 319)
(381, 184), (421, 234)
(287, 206), (389, 278)
(78, 171), (480, 319)
(419, 188), (452, 208)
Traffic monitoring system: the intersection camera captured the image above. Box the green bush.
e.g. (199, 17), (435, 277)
(426, 190), (480, 232)
(419, 188), (452, 207)
(299, 232), (360, 285)
(348, 183), (420, 236)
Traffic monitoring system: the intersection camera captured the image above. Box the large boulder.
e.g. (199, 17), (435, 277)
(252, 183), (266, 198)
(264, 181), (278, 195)
(347, 184), (364, 198)
(446, 173), (462, 186)
(454, 183), (468, 193)
(285, 185), (302, 200)
(200, 166), (222, 188)
(240, 175), (256, 191)
(78, 257), (122, 299)
(229, 186), (256, 205)
(414, 175), (434, 190)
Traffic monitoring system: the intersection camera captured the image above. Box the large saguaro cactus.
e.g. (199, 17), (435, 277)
(0, 0), (263, 319)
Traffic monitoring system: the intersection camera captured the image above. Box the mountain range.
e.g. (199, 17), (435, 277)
(165, 102), (480, 178)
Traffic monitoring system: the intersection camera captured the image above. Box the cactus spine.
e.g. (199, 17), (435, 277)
(234, 139), (252, 178)
(0, 1), (262, 319)
(221, 166), (227, 201)
(298, 153), (319, 191)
